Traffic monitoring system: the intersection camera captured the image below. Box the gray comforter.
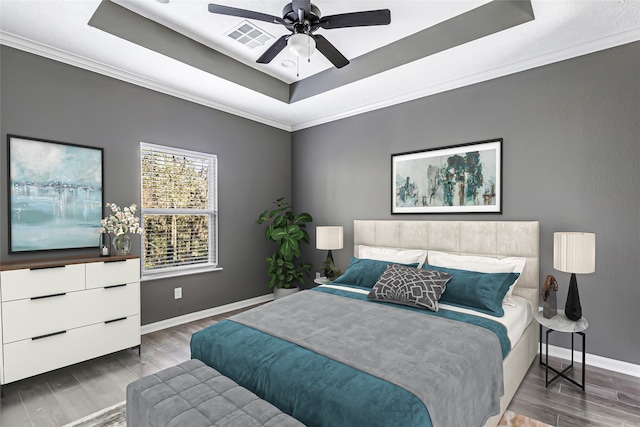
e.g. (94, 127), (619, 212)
(231, 289), (504, 427)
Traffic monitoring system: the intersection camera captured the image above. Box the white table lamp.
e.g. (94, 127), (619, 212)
(553, 232), (595, 321)
(316, 226), (343, 277)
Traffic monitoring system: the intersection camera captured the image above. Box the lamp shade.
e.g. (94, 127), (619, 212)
(553, 232), (595, 274)
(316, 226), (343, 250)
(288, 33), (316, 59)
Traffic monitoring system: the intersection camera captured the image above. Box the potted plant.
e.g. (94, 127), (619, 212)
(256, 197), (313, 299)
(320, 258), (342, 281)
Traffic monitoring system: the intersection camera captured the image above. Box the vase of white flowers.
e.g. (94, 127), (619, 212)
(97, 203), (143, 256)
(113, 234), (131, 256)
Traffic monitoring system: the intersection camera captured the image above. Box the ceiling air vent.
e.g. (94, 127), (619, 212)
(227, 21), (273, 49)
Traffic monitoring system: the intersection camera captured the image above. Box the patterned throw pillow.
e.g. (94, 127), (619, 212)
(367, 264), (452, 312)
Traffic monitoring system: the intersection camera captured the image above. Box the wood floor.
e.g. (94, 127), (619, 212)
(1, 307), (638, 427)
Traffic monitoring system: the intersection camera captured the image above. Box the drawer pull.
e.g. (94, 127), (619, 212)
(104, 284), (127, 289)
(32, 330), (66, 340)
(105, 317), (127, 324)
(31, 292), (66, 301)
(30, 265), (66, 271)
(104, 259), (127, 263)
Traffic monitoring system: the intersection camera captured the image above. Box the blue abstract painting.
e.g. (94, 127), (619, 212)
(9, 136), (103, 252)
(392, 139), (502, 214)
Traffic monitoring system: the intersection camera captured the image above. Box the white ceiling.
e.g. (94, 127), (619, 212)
(1, 1), (639, 131)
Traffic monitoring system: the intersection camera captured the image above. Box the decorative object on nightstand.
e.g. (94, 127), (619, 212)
(541, 275), (559, 319)
(316, 226), (343, 280)
(553, 232), (596, 321)
(535, 308), (588, 391)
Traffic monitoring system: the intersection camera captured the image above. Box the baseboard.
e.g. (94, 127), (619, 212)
(543, 344), (640, 378)
(140, 294), (273, 335)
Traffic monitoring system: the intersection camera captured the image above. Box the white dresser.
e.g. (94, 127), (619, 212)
(0, 255), (140, 385)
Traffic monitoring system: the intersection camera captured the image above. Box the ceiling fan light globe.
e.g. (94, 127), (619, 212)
(288, 33), (316, 59)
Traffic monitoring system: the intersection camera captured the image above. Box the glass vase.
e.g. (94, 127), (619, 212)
(113, 234), (131, 256)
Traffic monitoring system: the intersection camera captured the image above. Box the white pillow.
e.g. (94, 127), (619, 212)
(358, 245), (428, 268)
(427, 250), (526, 306)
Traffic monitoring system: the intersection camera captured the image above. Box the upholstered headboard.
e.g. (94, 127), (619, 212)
(353, 220), (540, 306)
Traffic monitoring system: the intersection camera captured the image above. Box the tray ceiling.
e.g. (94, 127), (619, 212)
(1, 1), (639, 131)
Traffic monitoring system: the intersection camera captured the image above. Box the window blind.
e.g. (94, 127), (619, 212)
(140, 143), (217, 275)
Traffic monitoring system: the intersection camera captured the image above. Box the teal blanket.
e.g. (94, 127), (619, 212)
(191, 288), (506, 427)
(191, 320), (431, 427)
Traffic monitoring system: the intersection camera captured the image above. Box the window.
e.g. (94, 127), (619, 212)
(140, 142), (218, 279)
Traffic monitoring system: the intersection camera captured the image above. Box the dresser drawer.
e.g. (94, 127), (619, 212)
(85, 258), (139, 289)
(3, 315), (140, 384)
(0, 264), (85, 302)
(2, 282), (140, 343)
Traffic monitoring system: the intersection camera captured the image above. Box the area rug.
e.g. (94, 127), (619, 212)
(63, 401), (126, 427)
(498, 410), (554, 427)
(63, 403), (552, 427)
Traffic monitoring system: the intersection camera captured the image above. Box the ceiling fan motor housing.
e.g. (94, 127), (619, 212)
(283, 3), (321, 24)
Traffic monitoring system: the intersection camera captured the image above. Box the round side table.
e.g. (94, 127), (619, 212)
(535, 309), (588, 391)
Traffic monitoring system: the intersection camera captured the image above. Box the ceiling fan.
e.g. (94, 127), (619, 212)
(208, 1), (391, 69)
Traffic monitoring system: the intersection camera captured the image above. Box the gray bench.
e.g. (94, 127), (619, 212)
(126, 359), (305, 427)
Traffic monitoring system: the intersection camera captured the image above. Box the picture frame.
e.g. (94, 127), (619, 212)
(392, 138), (502, 214)
(8, 135), (104, 253)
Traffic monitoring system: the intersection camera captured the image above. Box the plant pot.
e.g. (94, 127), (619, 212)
(273, 287), (300, 300)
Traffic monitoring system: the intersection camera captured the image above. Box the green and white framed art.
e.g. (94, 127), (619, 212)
(392, 139), (502, 214)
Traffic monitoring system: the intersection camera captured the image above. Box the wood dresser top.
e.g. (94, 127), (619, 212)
(0, 254), (139, 271)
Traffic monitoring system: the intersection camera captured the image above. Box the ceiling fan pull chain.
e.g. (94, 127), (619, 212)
(296, 56), (299, 78)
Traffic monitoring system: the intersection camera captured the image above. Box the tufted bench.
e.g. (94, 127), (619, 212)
(126, 359), (305, 427)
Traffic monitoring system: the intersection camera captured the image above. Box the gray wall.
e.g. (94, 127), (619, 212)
(2, 41), (638, 366)
(0, 46), (292, 325)
(292, 42), (640, 365)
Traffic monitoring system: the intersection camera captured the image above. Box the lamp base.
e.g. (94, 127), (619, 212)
(564, 273), (582, 321)
(323, 250), (334, 278)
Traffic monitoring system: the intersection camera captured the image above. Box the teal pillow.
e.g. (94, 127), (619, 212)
(331, 257), (419, 289)
(422, 264), (519, 317)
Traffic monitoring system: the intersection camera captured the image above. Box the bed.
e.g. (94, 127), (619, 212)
(191, 220), (539, 427)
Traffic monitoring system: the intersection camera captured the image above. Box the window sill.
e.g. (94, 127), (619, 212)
(141, 266), (223, 282)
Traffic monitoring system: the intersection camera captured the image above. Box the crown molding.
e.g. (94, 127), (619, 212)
(290, 27), (640, 131)
(0, 32), (293, 132)
(3, 27), (639, 133)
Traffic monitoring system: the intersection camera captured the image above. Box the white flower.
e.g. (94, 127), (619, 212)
(96, 203), (143, 236)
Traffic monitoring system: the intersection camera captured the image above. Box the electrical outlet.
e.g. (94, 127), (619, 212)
(315, 272), (321, 279)
(174, 287), (182, 299)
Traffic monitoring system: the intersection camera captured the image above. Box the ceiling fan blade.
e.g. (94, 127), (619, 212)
(208, 4), (283, 25)
(256, 35), (289, 64)
(318, 9), (391, 29)
(313, 34), (349, 68)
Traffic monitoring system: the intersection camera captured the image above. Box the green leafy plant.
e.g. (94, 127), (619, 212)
(320, 258), (342, 281)
(257, 197), (313, 289)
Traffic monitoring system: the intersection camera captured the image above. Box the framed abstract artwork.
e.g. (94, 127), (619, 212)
(392, 139), (502, 214)
(8, 135), (104, 252)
